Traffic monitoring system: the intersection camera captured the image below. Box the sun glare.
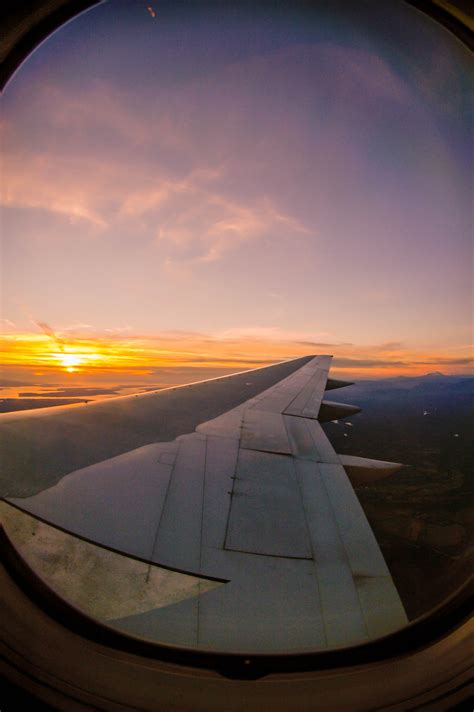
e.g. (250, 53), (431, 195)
(59, 353), (83, 372)
(50, 348), (102, 373)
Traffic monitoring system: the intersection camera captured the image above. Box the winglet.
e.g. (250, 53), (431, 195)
(338, 454), (403, 486)
(318, 400), (361, 422)
(325, 378), (354, 391)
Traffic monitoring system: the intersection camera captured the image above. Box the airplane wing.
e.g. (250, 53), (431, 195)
(1, 355), (407, 652)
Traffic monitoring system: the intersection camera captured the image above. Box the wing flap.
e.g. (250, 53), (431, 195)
(224, 450), (312, 559)
(240, 410), (292, 454)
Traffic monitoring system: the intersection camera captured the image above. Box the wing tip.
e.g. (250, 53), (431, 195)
(339, 455), (404, 485)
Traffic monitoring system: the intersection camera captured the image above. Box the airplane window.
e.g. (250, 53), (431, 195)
(1, 0), (472, 658)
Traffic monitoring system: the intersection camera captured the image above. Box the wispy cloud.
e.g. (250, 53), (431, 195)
(60, 323), (95, 333)
(412, 357), (474, 366)
(104, 326), (133, 334)
(215, 326), (334, 342)
(3, 143), (311, 266)
(121, 170), (312, 264)
(0, 318), (16, 331)
(35, 321), (65, 352)
(3, 154), (108, 229)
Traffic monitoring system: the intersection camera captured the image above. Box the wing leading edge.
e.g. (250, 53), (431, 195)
(2, 355), (408, 652)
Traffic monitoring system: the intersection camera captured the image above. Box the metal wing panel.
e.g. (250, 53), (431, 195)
(283, 367), (328, 418)
(200, 435), (240, 553)
(294, 459), (369, 648)
(7, 443), (177, 561)
(240, 410), (292, 454)
(247, 354), (332, 418)
(196, 550), (327, 652)
(151, 434), (207, 572)
(283, 414), (340, 464)
(2, 354), (408, 652)
(0, 355), (314, 499)
(224, 449), (313, 559)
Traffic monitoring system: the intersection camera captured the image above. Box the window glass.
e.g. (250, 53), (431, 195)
(1, 0), (472, 653)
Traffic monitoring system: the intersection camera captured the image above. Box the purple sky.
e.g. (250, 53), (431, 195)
(1, 0), (472, 380)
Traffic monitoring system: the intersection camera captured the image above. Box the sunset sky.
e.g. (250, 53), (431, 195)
(1, 0), (472, 385)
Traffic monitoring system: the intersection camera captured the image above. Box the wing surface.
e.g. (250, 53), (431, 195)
(1, 355), (408, 652)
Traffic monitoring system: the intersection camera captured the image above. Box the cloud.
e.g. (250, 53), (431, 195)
(3, 137), (311, 266)
(104, 326), (133, 334)
(58, 322), (94, 333)
(332, 357), (407, 368)
(35, 321), (65, 352)
(326, 44), (411, 105)
(123, 173), (312, 265)
(158, 355), (276, 367)
(297, 340), (353, 348)
(1, 318), (16, 331)
(119, 167), (222, 216)
(412, 357), (474, 366)
(215, 326), (332, 342)
(38, 81), (151, 149)
(0, 42), (422, 271)
(370, 342), (405, 352)
(332, 355), (474, 370)
(3, 153), (108, 229)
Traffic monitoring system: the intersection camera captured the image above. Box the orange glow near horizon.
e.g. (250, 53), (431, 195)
(1, 331), (472, 385)
(53, 350), (102, 373)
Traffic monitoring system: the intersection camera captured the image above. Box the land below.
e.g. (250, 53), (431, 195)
(323, 373), (473, 619)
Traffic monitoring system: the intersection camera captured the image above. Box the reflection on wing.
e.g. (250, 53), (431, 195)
(0, 502), (223, 620)
(1, 355), (408, 652)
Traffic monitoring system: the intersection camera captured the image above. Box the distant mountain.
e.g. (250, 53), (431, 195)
(348, 373), (473, 390)
(324, 375), (474, 406)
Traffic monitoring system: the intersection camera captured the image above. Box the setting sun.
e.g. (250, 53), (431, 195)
(51, 348), (103, 373)
(56, 353), (83, 372)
